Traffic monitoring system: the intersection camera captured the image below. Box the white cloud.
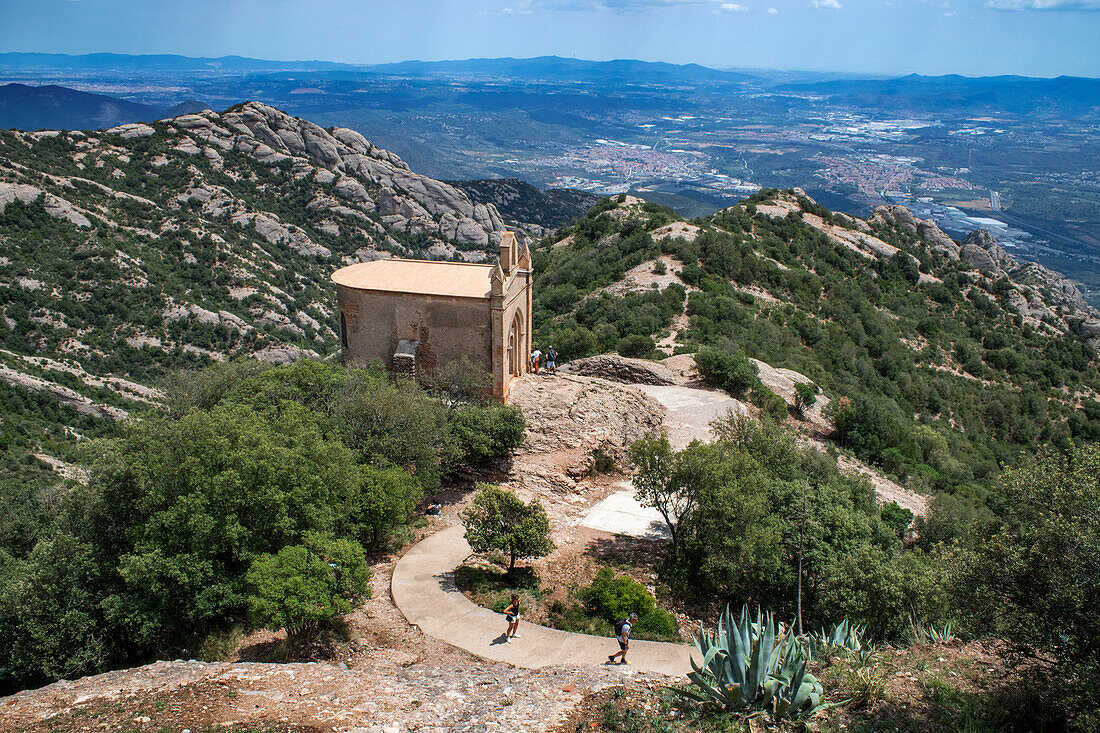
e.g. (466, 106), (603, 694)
(768, 5), (779, 12)
(810, 0), (842, 8)
(986, 0), (1100, 7)
(714, 2), (750, 12)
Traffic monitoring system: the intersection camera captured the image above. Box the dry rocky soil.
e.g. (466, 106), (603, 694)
(1, 364), (932, 733)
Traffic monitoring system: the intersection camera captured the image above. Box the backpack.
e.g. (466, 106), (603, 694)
(614, 619), (628, 636)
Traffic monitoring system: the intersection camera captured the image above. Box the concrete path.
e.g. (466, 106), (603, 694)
(634, 384), (748, 449)
(391, 525), (697, 677)
(578, 480), (669, 540)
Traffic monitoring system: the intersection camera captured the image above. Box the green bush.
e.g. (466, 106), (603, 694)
(448, 403), (526, 462)
(578, 566), (656, 620)
(547, 600), (613, 637)
(634, 607), (678, 639)
(750, 386), (788, 421)
(693, 347), (759, 398)
(880, 501), (913, 541)
(794, 381), (818, 416)
(246, 532), (371, 639)
(617, 334), (655, 358)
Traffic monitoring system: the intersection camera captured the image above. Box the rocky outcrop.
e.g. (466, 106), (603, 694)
(960, 229), (1014, 274)
(182, 102), (511, 249)
(564, 354), (679, 386)
(871, 204), (920, 235)
(0, 365), (127, 421)
(231, 211), (331, 258)
(955, 228), (1099, 332)
(252, 344), (320, 364)
(872, 205), (961, 259)
(0, 182), (92, 227)
(916, 220), (960, 258)
(105, 123), (155, 139)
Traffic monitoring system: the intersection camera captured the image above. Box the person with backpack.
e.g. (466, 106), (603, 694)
(546, 345), (557, 375)
(504, 594), (521, 640)
(608, 612), (638, 665)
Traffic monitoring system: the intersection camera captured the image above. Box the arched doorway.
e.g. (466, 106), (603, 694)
(508, 310), (524, 377)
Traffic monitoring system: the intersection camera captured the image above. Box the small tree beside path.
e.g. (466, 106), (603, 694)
(461, 484), (555, 572)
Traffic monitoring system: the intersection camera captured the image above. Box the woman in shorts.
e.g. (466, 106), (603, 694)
(504, 594), (521, 640)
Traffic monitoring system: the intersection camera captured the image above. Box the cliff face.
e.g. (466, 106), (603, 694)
(0, 102), (523, 425)
(448, 177), (599, 234)
(872, 206), (1100, 347)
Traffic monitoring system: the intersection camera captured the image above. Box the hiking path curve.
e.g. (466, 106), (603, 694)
(391, 525), (697, 677)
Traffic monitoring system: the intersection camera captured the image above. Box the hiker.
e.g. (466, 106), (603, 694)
(530, 348), (542, 374)
(546, 345), (557, 375)
(504, 594), (521, 640)
(608, 612), (638, 665)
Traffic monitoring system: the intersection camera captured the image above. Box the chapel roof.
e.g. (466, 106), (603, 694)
(331, 258), (495, 299)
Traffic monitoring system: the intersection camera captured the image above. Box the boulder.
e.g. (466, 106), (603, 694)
(565, 354), (678, 386)
(106, 123), (155, 139)
(253, 345), (319, 364)
(962, 229), (1015, 272)
(871, 204), (919, 234)
(335, 176), (371, 204)
(960, 243), (1001, 274)
(916, 220), (960, 259)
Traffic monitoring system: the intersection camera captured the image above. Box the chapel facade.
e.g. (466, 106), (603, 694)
(331, 232), (533, 402)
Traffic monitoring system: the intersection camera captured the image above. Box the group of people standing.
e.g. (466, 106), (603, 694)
(502, 595), (638, 665)
(529, 345), (557, 375)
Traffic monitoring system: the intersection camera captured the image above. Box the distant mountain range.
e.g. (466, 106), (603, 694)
(778, 73), (1100, 114)
(0, 52), (757, 84)
(0, 83), (209, 131)
(361, 56), (758, 84)
(0, 52), (357, 72)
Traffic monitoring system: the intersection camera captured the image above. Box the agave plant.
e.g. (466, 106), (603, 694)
(908, 617), (955, 645)
(808, 618), (866, 660)
(680, 605), (831, 720)
(771, 659), (828, 720)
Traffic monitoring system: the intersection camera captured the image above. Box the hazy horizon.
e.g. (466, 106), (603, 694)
(2, 0), (1099, 79)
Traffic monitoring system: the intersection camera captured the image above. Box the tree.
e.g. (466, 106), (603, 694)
(794, 382), (818, 418)
(461, 484), (554, 572)
(348, 464), (422, 548)
(629, 433), (697, 559)
(694, 347), (760, 398)
(246, 532), (371, 639)
(952, 444), (1100, 727)
(76, 402), (360, 650)
(448, 403), (526, 463)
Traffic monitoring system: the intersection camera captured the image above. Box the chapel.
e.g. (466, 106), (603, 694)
(331, 232), (533, 402)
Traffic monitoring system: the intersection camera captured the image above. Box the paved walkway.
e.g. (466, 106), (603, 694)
(633, 384), (748, 449)
(578, 480), (669, 540)
(391, 525), (697, 677)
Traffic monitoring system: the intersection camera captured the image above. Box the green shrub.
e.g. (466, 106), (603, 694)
(693, 347), (759, 398)
(246, 532), (371, 639)
(633, 607), (678, 639)
(617, 334), (655, 358)
(880, 501), (913, 541)
(750, 386), (788, 421)
(590, 447), (617, 475)
(579, 566), (656, 620)
(794, 381), (818, 416)
(448, 403), (526, 462)
(547, 600), (613, 636)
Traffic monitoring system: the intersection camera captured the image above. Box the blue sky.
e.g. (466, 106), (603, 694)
(2, 0), (1098, 77)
